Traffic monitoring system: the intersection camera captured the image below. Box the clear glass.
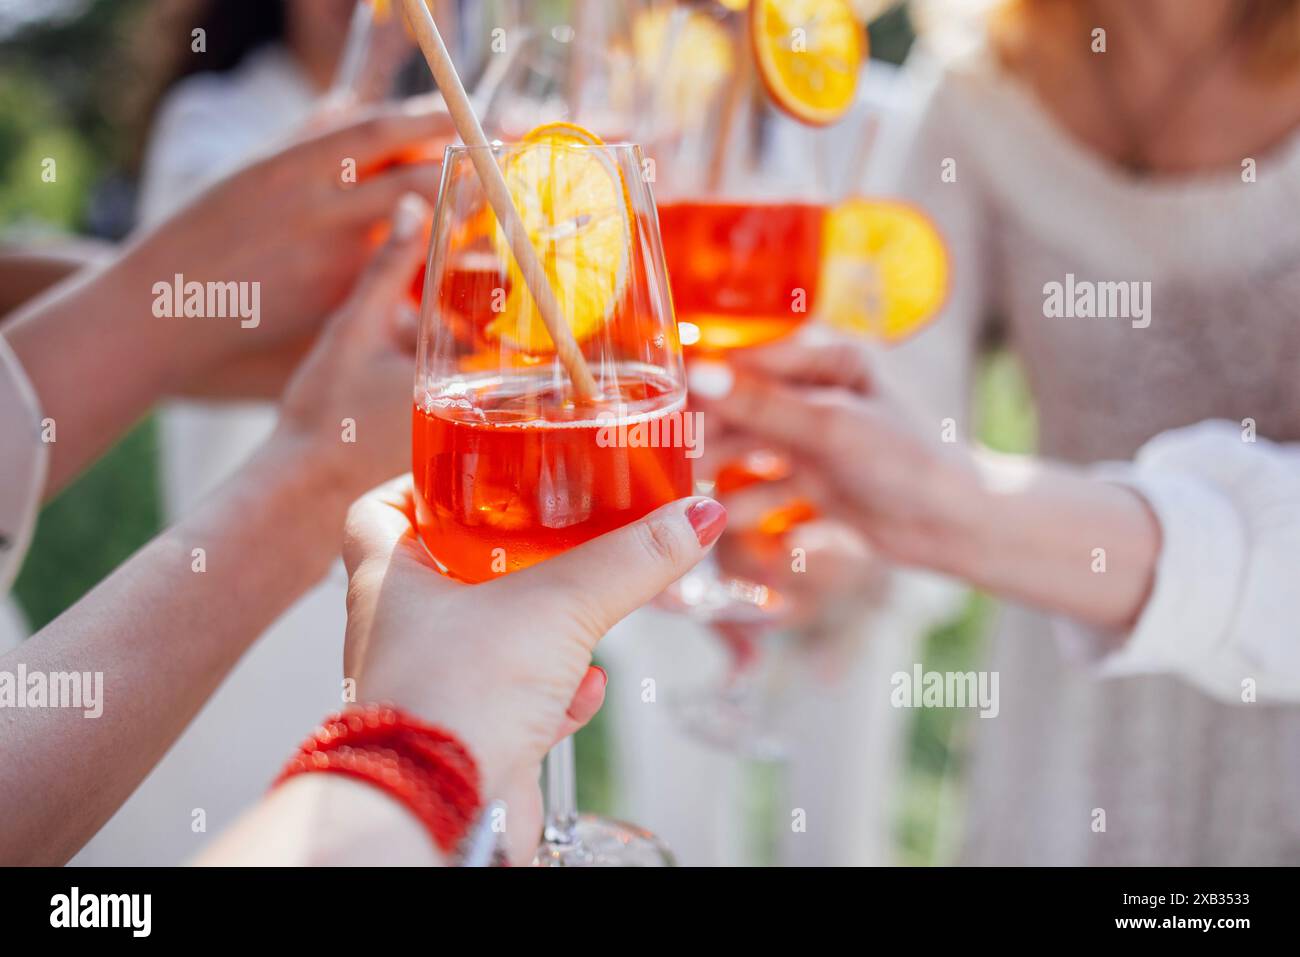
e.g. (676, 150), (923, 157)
(329, 0), (503, 105)
(648, 4), (844, 754)
(331, 0), (641, 140)
(477, 1), (641, 141)
(413, 141), (689, 865)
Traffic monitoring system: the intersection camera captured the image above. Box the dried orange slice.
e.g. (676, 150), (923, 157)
(485, 122), (633, 354)
(751, 0), (864, 126)
(818, 198), (949, 343)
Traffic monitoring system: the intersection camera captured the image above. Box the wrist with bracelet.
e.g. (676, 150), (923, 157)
(275, 704), (502, 863)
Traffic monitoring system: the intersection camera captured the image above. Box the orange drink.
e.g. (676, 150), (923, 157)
(657, 199), (825, 354)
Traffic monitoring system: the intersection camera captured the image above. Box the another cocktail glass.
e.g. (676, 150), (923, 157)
(648, 5), (841, 756)
(413, 139), (690, 865)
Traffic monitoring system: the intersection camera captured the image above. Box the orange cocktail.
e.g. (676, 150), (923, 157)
(658, 199), (825, 354)
(413, 373), (692, 583)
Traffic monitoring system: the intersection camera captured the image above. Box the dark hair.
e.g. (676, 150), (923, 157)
(123, 0), (288, 173)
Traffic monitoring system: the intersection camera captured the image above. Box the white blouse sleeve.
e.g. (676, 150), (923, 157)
(0, 333), (49, 595)
(1075, 420), (1300, 703)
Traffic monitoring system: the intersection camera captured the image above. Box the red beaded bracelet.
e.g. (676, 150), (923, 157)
(274, 704), (482, 854)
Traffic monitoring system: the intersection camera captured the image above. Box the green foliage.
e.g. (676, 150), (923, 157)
(975, 349), (1039, 454)
(868, 2), (916, 66)
(0, 74), (94, 228)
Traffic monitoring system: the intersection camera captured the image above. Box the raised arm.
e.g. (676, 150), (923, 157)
(0, 192), (430, 864)
(199, 478), (724, 866)
(1, 101), (450, 497)
(706, 336), (1300, 703)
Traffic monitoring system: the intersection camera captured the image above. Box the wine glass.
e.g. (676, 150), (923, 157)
(413, 139), (690, 865)
(646, 2), (845, 756)
(476, 0), (641, 141)
(329, 0), (490, 105)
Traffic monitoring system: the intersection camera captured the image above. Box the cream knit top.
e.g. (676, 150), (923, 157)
(872, 44), (1300, 864)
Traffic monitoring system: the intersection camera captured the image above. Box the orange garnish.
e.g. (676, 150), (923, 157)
(819, 198), (950, 342)
(751, 0), (864, 126)
(485, 123), (633, 354)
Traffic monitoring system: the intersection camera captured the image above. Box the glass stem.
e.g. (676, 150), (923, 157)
(543, 735), (579, 846)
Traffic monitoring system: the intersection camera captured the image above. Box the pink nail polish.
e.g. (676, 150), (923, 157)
(686, 499), (727, 548)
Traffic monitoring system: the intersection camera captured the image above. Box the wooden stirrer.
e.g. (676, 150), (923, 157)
(398, 0), (599, 402)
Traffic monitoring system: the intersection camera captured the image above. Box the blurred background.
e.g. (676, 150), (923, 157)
(0, 0), (1035, 864)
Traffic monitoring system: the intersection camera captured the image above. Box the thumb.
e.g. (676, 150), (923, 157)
(337, 192), (431, 325)
(502, 497), (727, 649)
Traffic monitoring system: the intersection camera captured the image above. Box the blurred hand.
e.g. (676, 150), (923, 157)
(340, 477), (726, 863)
(123, 99), (453, 395)
(701, 334), (977, 576)
(273, 190), (429, 501)
(695, 429), (887, 631)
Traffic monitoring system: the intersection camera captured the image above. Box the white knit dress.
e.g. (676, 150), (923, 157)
(873, 44), (1300, 864)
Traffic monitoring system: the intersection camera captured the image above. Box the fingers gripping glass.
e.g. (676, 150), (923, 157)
(413, 141), (689, 866)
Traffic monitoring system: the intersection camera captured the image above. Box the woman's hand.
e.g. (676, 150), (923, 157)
(3, 99), (454, 495)
(126, 99), (453, 391)
(704, 333), (1159, 632)
(700, 336), (973, 578)
(272, 189), (430, 504)
(339, 478), (727, 863)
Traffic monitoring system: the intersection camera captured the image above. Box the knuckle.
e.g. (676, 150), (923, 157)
(633, 514), (687, 569)
(824, 400), (863, 451)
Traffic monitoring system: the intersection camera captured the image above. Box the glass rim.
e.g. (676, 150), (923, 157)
(443, 139), (641, 155)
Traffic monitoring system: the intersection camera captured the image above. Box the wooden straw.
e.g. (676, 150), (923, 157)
(398, 0), (599, 402)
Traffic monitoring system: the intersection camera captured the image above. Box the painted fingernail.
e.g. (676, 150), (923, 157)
(391, 192), (427, 241)
(592, 665), (608, 688)
(686, 498), (727, 548)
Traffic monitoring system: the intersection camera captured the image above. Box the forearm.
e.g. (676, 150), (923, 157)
(197, 775), (446, 866)
(0, 242), (115, 316)
(2, 246), (208, 496)
(0, 436), (351, 864)
(921, 449), (1161, 634)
